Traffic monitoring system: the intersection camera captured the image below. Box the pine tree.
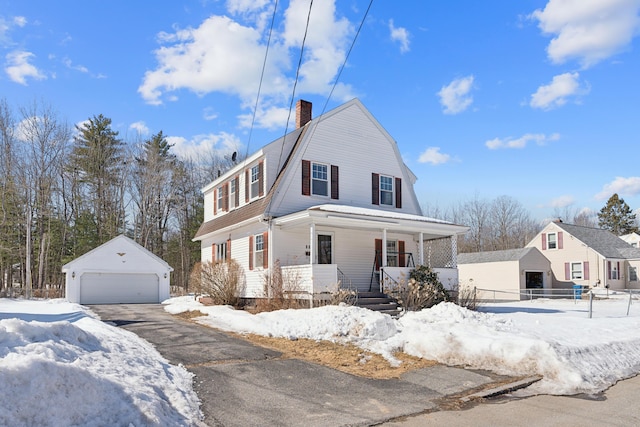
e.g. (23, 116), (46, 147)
(69, 114), (127, 249)
(597, 193), (638, 235)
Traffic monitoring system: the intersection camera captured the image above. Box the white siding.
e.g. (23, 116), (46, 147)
(269, 102), (421, 217)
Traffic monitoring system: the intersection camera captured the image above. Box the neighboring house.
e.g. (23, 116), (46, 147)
(63, 235), (173, 304)
(526, 221), (640, 290)
(457, 247), (551, 301)
(193, 99), (468, 299)
(620, 232), (640, 248)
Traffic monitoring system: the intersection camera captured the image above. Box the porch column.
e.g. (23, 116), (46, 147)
(382, 228), (387, 268)
(451, 235), (458, 267)
(419, 232), (424, 265)
(309, 223), (315, 265)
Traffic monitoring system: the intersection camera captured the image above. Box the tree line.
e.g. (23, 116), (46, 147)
(0, 99), (234, 297)
(425, 193), (638, 254)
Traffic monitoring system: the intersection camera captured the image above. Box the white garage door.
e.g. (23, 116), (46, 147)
(80, 273), (159, 304)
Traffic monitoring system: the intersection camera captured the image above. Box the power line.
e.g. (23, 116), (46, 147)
(243, 0), (280, 163)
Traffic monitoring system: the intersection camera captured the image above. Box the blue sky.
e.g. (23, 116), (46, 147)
(2, 0), (640, 221)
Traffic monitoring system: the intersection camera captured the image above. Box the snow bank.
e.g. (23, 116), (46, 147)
(165, 295), (640, 396)
(0, 299), (201, 427)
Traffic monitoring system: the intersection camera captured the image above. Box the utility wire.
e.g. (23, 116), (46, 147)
(243, 0), (280, 164)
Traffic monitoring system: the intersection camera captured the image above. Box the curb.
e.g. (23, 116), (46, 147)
(460, 376), (543, 402)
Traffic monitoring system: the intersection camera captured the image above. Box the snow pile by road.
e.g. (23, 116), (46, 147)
(166, 292), (640, 396)
(0, 299), (202, 427)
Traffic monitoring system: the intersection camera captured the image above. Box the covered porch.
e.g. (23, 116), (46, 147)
(269, 205), (468, 295)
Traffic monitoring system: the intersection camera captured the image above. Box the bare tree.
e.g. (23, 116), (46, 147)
(15, 101), (70, 295)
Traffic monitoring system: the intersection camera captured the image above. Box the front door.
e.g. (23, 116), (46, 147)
(318, 234), (332, 264)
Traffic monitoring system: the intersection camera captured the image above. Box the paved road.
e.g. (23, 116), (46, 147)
(90, 304), (511, 427)
(384, 374), (640, 427)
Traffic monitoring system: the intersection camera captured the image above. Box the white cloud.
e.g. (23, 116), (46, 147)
(485, 132), (560, 150)
(595, 176), (640, 200)
(550, 195), (575, 208)
(13, 16), (27, 27)
(203, 107), (218, 121)
(166, 132), (242, 161)
(530, 72), (588, 110)
(437, 75), (474, 114)
(1, 16), (27, 47)
(139, 0), (355, 127)
(5, 50), (46, 85)
(63, 58), (89, 73)
(129, 121), (149, 136)
(418, 147), (451, 165)
(531, 0), (640, 68)
(388, 19), (410, 53)
(138, 15), (284, 106)
(237, 104), (291, 131)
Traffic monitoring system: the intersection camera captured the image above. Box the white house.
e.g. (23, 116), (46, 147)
(526, 221), (640, 290)
(62, 235), (173, 304)
(193, 99), (468, 299)
(457, 247), (551, 301)
(620, 232), (640, 248)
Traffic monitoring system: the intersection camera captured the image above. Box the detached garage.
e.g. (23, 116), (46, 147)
(457, 247), (550, 301)
(62, 235), (172, 304)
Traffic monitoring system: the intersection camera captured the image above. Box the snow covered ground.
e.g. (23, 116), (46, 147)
(3, 291), (640, 427)
(0, 299), (202, 427)
(165, 289), (640, 396)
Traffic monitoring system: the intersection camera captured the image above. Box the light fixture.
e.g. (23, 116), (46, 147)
(72, 272), (76, 279)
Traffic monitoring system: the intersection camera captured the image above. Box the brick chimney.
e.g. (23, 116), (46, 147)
(295, 99), (312, 128)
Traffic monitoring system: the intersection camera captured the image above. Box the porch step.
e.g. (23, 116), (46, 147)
(354, 291), (401, 317)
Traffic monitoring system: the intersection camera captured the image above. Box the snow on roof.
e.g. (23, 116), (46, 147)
(308, 204), (456, 225)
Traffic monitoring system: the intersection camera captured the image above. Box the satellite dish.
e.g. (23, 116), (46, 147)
(231, 151), (237, 162)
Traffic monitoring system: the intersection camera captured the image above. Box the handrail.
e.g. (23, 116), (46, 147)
(379, 267), (401, 293)
(337, 266), (358, 305)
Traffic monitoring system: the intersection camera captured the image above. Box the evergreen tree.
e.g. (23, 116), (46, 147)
(132, 131), (176, 257)
(69, 114), (127, 249)
(597, 193), (638, 235)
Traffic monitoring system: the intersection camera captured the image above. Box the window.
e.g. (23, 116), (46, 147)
(630, 266), (638, 282)
(571, 262), (583, 280)
(254, 234), (264, 268)
(386, 240), (398, 267)
(250, 165), (260, 199)
(611, 262), (619, 280)
(216, 242), (227, 262)
(217, 185), (224, 213)
(547, 233), (557, 250)
(380, 175), (393, 205)
(229, 180), (236, 209)
(312, 163), (328, 196)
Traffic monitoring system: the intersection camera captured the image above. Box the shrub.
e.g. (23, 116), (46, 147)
(255, 260), (307, 312)
(190, 260), (245, 307)
(328, 281), (357, 306)
(453, 280), (480, 311)
(386, 265), (450, 312)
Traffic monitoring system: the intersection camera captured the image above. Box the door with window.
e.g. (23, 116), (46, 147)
(317, 234), (332, 264)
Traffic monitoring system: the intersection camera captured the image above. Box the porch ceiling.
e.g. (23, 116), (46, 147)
(272, 204), (468, 239)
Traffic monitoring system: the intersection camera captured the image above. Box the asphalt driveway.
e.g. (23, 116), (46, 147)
(90, 304), (511, 427)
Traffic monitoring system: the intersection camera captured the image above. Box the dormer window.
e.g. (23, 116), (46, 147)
(217, 185), (224, 213)
(229, 179), (236, 209)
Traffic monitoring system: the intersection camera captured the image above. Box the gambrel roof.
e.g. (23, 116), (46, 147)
(194, 98), (439, 241)
(553, 222), (640, 260)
